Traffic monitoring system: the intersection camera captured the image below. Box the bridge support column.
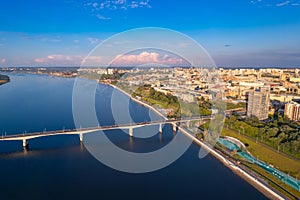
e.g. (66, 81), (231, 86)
(186, 121), (190, 127)
(172, 124), (177, 132)
(159, 123), (163, 133)
(22, 139), (28, 148)
(79, 133), (83, 142)
(129, 128), (133, 137)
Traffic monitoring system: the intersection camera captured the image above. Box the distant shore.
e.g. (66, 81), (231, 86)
(0, 74), (10, 85)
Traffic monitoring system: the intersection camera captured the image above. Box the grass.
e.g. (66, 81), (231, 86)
(222, 128), (300, 179)
(215, 145), (300, 199)
(226, 102), (246, 110)
(244, 162), (300, 199)
(217, 130), (300, 198)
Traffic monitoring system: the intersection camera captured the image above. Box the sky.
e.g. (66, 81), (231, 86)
(0, 0), (300, 67)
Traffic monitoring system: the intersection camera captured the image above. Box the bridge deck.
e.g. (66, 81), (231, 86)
(1, 117), (211, 141)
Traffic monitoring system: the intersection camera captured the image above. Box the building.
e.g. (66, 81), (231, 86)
(247, 86), (270, 120)
(284, 101), (300, 121)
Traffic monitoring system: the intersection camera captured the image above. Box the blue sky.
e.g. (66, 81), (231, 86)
(0, 0), (300, 67)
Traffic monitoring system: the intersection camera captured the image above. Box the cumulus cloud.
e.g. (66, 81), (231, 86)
(34, 54), (83, 65)
(112, 51), (184, 65)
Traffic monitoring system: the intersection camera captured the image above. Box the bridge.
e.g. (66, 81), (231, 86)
(1, 116), (212, 148)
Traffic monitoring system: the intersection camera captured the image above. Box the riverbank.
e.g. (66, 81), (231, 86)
(108, 83), (168, 121)
(180, 127), (285, 200)
(0, 74), (10, 85)
(222, 127), (300, 198)
(109, 83), (285, 200)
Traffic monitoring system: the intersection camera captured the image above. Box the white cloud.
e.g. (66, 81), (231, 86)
(84, 0), (152, 20)
(96, 14), (111, 20)
(34, 58), (45, 63)
(88, 37), (101, 44)
(250, 0), (300, 7)
(82, 56), (104, 64)
(276, 1), (290, 6)
(1, 58), (6, 64)
(130, 3), (139, 8)
(34, 54), (83, 65)
(92, 2), (98, 8)
(113, 51), (184, 65)
(96, 0), (151, 10)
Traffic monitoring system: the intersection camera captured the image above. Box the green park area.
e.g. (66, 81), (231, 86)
(131, 84), (212, 118)
(226, 101), (246, 110)
(222, 128), (300, 179)
(221, 128), (300, 198)
(226, 115), (300, 159)
(78, 70), (123, 85)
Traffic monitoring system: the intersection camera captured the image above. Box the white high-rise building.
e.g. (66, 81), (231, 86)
(247, 86), (270, 120)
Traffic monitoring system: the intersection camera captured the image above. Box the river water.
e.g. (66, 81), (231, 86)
(0, 74), (267, 200)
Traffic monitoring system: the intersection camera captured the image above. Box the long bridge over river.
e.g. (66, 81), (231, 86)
(1, 116), (212, 148)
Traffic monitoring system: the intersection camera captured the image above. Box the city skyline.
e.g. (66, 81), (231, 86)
(0, 0), (300, 67)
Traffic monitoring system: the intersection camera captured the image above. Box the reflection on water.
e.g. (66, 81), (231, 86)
(159, 132), (163, 144)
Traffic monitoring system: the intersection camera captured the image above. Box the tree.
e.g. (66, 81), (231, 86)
(228, 115), (237, 127)
(266, 127), (279, 137)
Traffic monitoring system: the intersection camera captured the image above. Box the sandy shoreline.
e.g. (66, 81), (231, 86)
(108, 83), (285, 200)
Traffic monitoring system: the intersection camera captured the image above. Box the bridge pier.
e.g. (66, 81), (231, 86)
(22, 139), (28, 148)
(186, 121), (190, 127)
(79, 133), (83, 142)
(129, 128), (133, 137)
(159, 123), (163, 133)
(172, 124), (177, 132)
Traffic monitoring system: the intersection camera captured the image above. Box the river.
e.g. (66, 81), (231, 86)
(0, 74), (267, 200)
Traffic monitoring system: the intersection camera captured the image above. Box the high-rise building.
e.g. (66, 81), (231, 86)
(257, 71), (262, 80)
(284, 101), (300, 121)
(247, 86), (270, 120)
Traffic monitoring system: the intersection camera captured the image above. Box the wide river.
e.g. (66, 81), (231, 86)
(0, 74), (267, 200)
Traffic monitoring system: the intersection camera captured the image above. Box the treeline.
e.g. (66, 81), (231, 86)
(226, 115), (300, 159)
(198, 97), (213, 116)
(78, 71), (124, 82)
(132, 84), (180, 118)
(133, 85), (213, 118)
(133, 84), (179, 105)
